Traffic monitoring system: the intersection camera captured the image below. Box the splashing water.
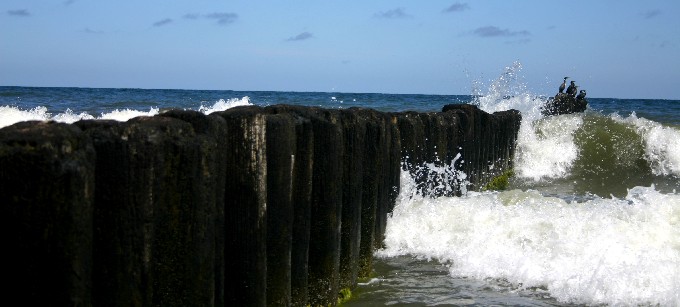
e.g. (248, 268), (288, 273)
(0, 105), (52, 128)
(198, 97), (252, 114)
(612, 112), (680, 177)
(469, 62), (584, 181)
(0, 97), (252, 129)
(379, 183), (680, 306)
(401, 153), (470, 198)
(376, 62), (680, 306)
(471, 62), (545, 120)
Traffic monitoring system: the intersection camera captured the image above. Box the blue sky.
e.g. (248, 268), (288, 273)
(2, 1), (679, 99)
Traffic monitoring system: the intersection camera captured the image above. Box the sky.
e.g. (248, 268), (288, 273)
(1, 1), (679, 99)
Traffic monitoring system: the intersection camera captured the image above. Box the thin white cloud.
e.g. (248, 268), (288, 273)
(443, 3), (470, 13)
(7, 9), (30, 17)
(82, 28), (104, 34)
(374, 8), (412, 19)
(505, 38), (531, 45)
(658, 41), (674, 48)
(183, 13), (200, 20)
(286, 32), (313, 42)
(204, 12), (238, 25)
(642, 9), (661, 19)
(473, 26), (530, 37)
(153, 18), (173, 27)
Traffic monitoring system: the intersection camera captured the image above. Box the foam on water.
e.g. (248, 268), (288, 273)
(612, 112), (680, 177)
(0, 105), (52, 128)
(98, 108), (160, 122)
(514, 115), (583, 181)
(472, 62), (544, 121)
(52, 109), (96, 123)
(198, 97), (252, 114)
(379, 171), (680, 305)
(0, 96), (252, 129)
(377, 62), (680, 305)
(471, 62), (584, 181)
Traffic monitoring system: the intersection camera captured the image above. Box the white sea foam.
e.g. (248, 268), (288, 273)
(612, 112), (680, 177)
(379, 62), (680, 305)
(198, 97), (252, 114)
(98, 108), (159, 122)
(52, 109), (96, 123)
(0, 105), (51, 128)
(514, 114), (583, 181)
(471, 62), (583, 181)
(379, 172), (680, 306)
(0, 97), (252, 129)
(472, 62), (545, 121)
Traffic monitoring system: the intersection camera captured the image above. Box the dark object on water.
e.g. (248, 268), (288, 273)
(558, 77), (568, 93)
(566, 80), (577, 97)
(542, 93), (588, 116)
(577, 89), (586, 100)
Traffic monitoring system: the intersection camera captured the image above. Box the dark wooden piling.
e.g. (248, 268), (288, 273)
(0, 103), (522, 307)
(337, 109), (367, 291)
(76, 114), (223, 307)
(0, 121), (95, 306)
(264, 113), (296, 307)
(306, 108), (344, 306)
(160, 110), (228, 307)
(216, 106), (268, 307)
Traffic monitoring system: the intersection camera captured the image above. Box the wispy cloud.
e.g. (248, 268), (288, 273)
(472, 26), (530, 37)
(183, 13), (200, 20)
(7, 9), (30, 17)
(82, 27), (104, 34)
(505, 38), (531, 45)
(443, 3), (469, 13)
(286, 32), (313, 42)
(374, 8), (412, 19)
(642, 9), (661, 19)
(658, 41), (675, 49)
(204, 12), (238, 25)
(153, 18), (173, 27)
(64, 0), (76, 6)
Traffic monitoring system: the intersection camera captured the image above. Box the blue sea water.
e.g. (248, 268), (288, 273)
(1, 66), (679, 306)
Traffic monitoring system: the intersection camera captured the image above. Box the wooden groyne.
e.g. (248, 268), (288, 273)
(0, 104), (520, 306)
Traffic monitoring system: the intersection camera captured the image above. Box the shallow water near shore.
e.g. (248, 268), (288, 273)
(346, 256), (572, 306)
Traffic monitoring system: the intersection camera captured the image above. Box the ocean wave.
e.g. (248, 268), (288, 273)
(514, 114), (583, 181)
(612, 112), (680, 177)
(379, 177), (680, 306)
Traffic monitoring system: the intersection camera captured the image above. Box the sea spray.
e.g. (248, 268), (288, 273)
(379, 179), (680, 306)
(198, 97), (252, 114)
(514, 115), (583, 181)
(400, 153), (469, 198)
(0, 96), (252, 128)
(612, 112), (680, 177)
(469, 63), (583, 182)
(99, 108), (160, 122)
(377, 63), (680, 306)
(0, 105), (52, 128)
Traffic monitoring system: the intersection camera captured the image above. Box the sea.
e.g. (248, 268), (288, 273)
(1, 66), (679, 306)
